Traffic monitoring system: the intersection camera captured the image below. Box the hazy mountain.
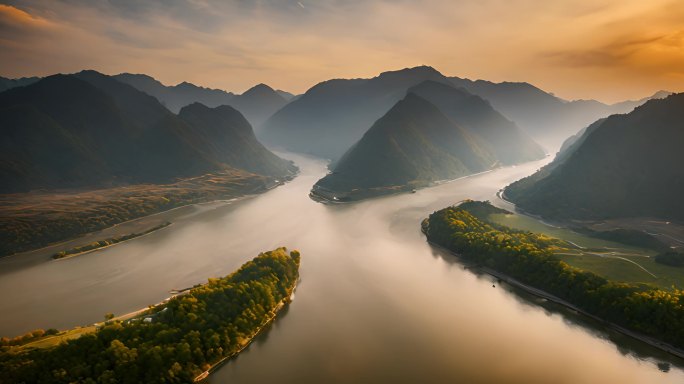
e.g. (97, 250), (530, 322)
(275, 90), (296, 101)
(0, 71), (295, 193)
(504, 93), (684, 221)
(178, 103), (296, 177)
(0, 76), (41, 93)
(610, 90), (672, 112)
(114, 73), (289, 128)
(313, 93), (496, 200)
(261, 65), (454, 159)
(114, 73), (235, 113)
(449, 76), (670, 150)
(408, 81), (545, 164)
(228, 84), (289, 128)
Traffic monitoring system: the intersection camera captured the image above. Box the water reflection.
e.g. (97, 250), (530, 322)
(0, 153), (681, 383)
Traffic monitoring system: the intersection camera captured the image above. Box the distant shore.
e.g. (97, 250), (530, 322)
(309, 169), (496, 204)
(0, 174), (296, 272)
(52, 222), (173, 261)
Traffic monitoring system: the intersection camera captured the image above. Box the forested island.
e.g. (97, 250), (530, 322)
(0, 247), (301, 383)
(53, 222), (172, 259)
(422, 201), (684, 353)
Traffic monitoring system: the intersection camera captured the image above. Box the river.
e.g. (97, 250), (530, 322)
(0, 154), (682, 383)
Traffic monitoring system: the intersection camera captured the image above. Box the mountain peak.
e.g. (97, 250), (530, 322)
(376, 65), (443, 81)
(175, 81), (201, 90)
(242, 83), (277, 97)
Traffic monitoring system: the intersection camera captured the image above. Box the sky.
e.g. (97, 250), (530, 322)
(0, 0), (683, 103)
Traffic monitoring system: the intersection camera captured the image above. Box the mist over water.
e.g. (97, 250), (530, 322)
(0, 154), (681, 383)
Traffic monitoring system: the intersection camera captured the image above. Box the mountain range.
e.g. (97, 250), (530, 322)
(313, 83), (546, 201)
(0, 77), (40, 93)
(504, 93), (684, 221)
(450, 76), (671, 149)
(263, 66), (669, 160)
(262, 66), (454, 160)
(0, 70), (296, 193)
(113, 74), (290, 128)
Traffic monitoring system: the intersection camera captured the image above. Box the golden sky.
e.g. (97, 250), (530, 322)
(1, 0), (683, 103)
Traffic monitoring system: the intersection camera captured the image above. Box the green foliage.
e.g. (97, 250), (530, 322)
(424, 201), (684, 349)
(457, 200), (510, 220)
(0, 248), (301, 383)
(655, 252), (684, 267)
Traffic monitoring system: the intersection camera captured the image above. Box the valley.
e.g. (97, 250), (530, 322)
(0, 154), (682, 383)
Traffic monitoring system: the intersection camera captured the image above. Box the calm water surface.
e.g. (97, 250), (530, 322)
(0, 154), (681, 384)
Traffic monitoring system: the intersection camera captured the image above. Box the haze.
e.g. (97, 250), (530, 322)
(1, 0), (683, 103)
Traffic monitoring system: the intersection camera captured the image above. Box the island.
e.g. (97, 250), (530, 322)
(0, 247), (301, 383)
(422, 200), (684, 357)
(52, 222), (173, 259)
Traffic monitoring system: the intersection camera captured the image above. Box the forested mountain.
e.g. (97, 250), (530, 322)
(504, 93), (684, 221)
(408, 81), (545, 164)
(449, 76), (670, 149)
(178, 103), (296, 177)
(114, 73), (289, 127)
(0, 71), (295, 193)
(313, 93), (497, 199)
(261, 66), (454, 159)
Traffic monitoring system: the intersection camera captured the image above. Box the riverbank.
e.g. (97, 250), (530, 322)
(52, 222), (173, 260)
(309, 183), (417, 203)
(195, 279), (299, 382)
(1, 248), (302, 383)
(422, 203), (684, 362)
(0, 170), (295, 258)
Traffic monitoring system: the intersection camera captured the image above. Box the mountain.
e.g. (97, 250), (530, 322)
(0, 71), (296, 193)
(312, 93), (497, 201)
(178, 103), (296, 177)
(449, 76), (671, 150)
(228, 84), (289, 128)
(504, 93), (684, 221)
(0, 76), (41, 93)
(408, 81), (545, 164)
(610, 90), (672, 112)
(113, 73), (235, 113)
(114, 74), (289, 128)
(261, 65), (454, 160)
(275, 89), (296, 101)
(0, 77), (41, 93)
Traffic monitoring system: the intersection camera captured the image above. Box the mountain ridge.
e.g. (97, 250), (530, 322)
(504, 93), (684, 221)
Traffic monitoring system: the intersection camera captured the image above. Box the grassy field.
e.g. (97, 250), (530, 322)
(0, 170), (278, 257)
(17, 327), (97, 350)
(488, 212), (684, 290)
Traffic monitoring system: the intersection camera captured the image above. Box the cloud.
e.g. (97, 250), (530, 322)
(542, 35), (669, 68)
(0, 0), (683, 101)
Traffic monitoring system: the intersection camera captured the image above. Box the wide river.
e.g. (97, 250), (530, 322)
(1, 154), (682, 383)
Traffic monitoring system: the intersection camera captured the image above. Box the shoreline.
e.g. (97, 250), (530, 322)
(424, 239), (684, 361)
(194, 279), (299, 382)
(1, 173), (296, 263)
(52, 222), (174, 261)
(14, 273), (300, 370)
(309, 169), (499, 204)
